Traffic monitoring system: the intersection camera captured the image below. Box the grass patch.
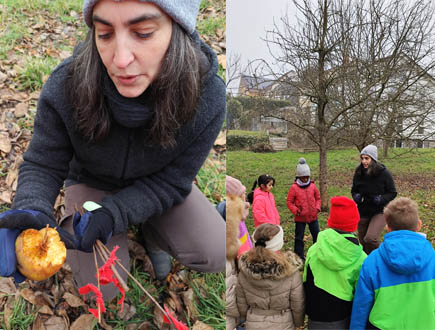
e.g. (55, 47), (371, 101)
(227, 148), (435, 251)
(17, 57), (60, 91)
(196, 155), (226, 204)
(105, 264), (161, 330)
(0, 0), (82, 17)
(0, 297), (36, 329)
(190, 272), (225, 330)
(197, 16), (225, 36)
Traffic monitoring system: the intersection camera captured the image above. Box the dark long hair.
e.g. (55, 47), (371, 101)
(354, 158), (384, 178)
(247, 174), (275, 204)
(66, 22), (204, 147)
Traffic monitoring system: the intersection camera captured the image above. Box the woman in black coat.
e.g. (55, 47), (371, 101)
(351, 145), (397, 254)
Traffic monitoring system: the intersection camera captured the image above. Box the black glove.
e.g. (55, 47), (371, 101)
(352, 193), (362, 204)
(0, 210), (78, 249)
(373, 195), (383, 205)
(73, 207), (114, 252)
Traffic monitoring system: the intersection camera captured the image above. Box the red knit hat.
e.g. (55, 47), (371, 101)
(328, 196), (360, 232)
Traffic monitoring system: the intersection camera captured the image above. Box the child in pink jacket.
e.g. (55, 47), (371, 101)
(287, 158), (321, 260)
(247, 174), (280, 228)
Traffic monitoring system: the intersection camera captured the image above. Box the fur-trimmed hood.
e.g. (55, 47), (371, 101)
(226, 195), (244, 260)
(239, 250), (303, 281)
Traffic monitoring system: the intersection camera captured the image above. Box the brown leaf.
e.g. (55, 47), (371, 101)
(62, 292), (83, 308)
(214, 130), (226, 146)
(32, 314), (47, 330)
(70, 314), (96, 330)
(0, 190), (12, 204)
(0, 132), (11, 153)
(21, 288), (37, 305)
(182, 288), (198, 320)
(217, 54), (226, 69)
(43, 316), (67, 330)
(167, 291), (186, 324)
(152, 305), (166, 330)
(126, 324), (138, 330)
(137, 321), (152, 330)
(14, 102), (28, 118)
(5, 168), (18, 189)
(38, 305), (54, 315)
(192, 320), (214, 330)
(4, 299), (13, 330)
(118, 302), (136, 321)
(0, 277), (17, 295)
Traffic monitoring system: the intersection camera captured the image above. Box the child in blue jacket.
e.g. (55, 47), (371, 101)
(350, 197), (435, 330)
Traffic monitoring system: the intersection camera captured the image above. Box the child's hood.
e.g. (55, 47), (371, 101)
(316, 229), (365, 271)
(239, 250), (302, 281)
(379, 230), (434, 275)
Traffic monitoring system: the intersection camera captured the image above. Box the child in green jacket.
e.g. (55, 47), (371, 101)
(304, 196), (366, 329)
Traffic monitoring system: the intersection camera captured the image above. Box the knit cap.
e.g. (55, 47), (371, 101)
(83, 0), (201, 34)
(360, 144), (378, 162)
(296, 157), (310, 177)
(328, 196), (360, 232)
(226, 176), (246, 197)
(252, 225), (284, 252)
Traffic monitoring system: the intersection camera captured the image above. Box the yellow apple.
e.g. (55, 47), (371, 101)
(15, 226), (66, 281)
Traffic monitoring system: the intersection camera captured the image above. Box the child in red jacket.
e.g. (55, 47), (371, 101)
(287, 158), (321, 260)
(247, 174), (280, 228)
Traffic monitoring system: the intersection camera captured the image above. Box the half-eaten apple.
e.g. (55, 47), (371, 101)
(15, 225), (66, 281)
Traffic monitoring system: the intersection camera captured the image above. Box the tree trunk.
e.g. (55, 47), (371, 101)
(318, 125), (329, 211)
(383, 139), (389, 158)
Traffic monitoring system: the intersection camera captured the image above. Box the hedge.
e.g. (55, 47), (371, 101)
(227, 130), (269, 150)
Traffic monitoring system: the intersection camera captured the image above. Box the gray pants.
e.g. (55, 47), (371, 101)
(358, 213), (386, 254)
(61, 183), (225, 300)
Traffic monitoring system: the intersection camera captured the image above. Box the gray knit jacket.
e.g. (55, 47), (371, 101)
(12, 37), (226, 235)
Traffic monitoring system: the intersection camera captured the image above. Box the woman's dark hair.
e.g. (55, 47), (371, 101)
(354, 157), (383, 178)
(247, 174), (275, 204)
(66, 22), (204, 147)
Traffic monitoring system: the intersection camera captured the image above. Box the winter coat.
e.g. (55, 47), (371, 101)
(351, 163), (397, 218)
(226, 259), (239, 330)
(350, 230), (435, 330)
(236, 250), (305, 330)
(304, 229), (367, 323)
(226, 195), (244, 330)
(12, 34), (226, 235)
(252, 188), (280, 228)
(286, 181), (321, 223)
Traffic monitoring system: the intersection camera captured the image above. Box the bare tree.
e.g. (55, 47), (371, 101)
(259, 0), (435, 209)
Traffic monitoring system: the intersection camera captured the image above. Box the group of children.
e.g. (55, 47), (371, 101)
(226, 157), (435, 330)
(247, 157), (321, 261)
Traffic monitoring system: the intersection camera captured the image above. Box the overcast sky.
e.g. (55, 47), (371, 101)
(226, 0), (296, 93)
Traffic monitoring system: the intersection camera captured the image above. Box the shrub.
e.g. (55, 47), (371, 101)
(227, 131), (269, 150)
(250, 143), (275, 153)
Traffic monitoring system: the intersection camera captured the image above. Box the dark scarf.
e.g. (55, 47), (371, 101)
(103, 73), (154, 128)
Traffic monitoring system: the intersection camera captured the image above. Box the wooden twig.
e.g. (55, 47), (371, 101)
(95, 240), (173, 324)
(93, 245), (102, 324)
(94, 242), (129, 293)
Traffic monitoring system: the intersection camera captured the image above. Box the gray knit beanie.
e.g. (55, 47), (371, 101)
(83, 0), (201, 34)
(296, 157), (310, 177)
(360, 144), (378, 162)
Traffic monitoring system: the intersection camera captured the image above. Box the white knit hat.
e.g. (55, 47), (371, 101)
(296, 157), (310, 177)
(360, 145), (378, 162)
(83, 0), (201, 34)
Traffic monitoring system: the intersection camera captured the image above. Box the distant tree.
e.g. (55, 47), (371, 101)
(260, 0), (435, 209)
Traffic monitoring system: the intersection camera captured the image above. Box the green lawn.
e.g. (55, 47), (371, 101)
(227, 148), (435, 252)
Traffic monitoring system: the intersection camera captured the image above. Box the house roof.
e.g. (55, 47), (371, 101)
(239, 74), (275, 91)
